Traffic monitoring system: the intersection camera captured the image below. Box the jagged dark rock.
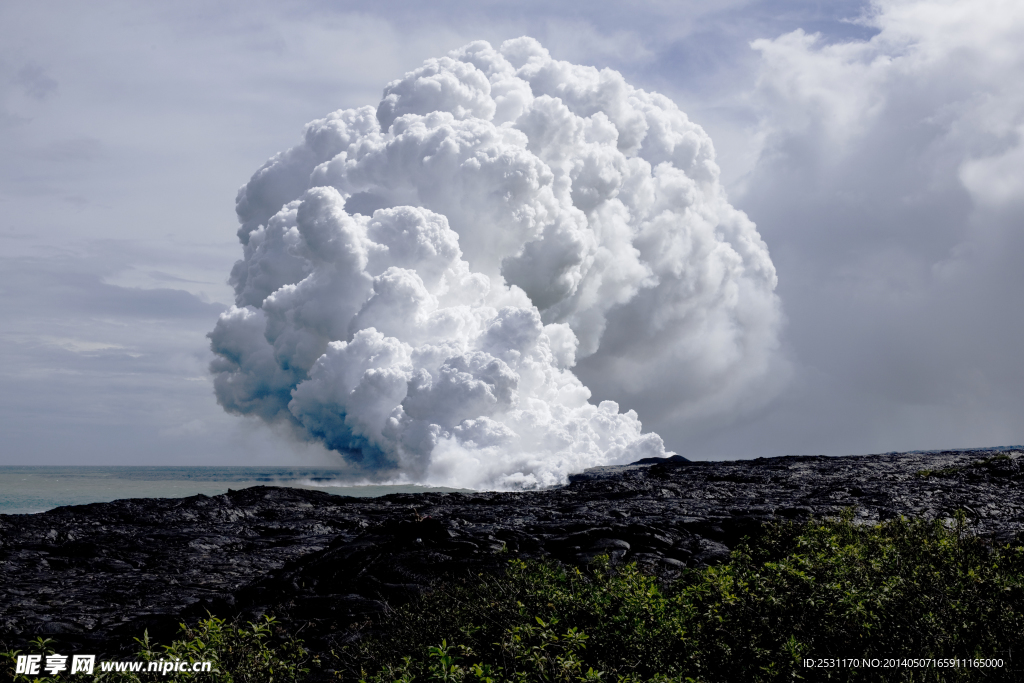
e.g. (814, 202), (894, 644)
(2, 447), (1022, 660)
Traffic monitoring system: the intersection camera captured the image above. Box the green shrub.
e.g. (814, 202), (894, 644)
(7, 513), (1023, 682)
(347, 512), (1024, 682)
(2, 615), (310, 683)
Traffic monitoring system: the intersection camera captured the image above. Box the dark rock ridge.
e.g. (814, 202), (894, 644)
(2, 447), (1022, 658)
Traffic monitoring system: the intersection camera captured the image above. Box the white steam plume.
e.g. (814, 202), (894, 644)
(209, 38), (781, 488)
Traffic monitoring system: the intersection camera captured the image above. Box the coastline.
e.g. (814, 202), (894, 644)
(0, 466), (470, 515)
(2, 447), (1022, 663)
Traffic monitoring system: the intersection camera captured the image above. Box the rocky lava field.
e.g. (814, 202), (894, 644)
(1, 448), (1022, 659)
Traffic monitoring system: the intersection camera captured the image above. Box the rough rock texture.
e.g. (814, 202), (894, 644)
(1, 448), (1022, 659)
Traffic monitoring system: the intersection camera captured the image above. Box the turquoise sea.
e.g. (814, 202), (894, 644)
(0, 467), (468, 515)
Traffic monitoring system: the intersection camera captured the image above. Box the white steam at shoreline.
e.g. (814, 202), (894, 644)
(209, 38), (781, 488)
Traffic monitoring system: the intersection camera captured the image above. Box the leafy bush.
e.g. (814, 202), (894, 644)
(347, 512), (1024, 682)
(7, 513), (1023, 682)
(2, 615), (309, 683)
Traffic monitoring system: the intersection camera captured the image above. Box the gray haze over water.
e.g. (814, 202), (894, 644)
(0, 467), (467, 515)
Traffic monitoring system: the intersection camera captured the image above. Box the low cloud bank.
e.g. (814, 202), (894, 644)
(209, 38), (781, 488)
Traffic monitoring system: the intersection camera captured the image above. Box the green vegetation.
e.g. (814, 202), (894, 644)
(3, 615), (310, 683)
(346, 511), (1024, 683)
(6, 512), (1024, 682)
(916, 453), (1013, 478)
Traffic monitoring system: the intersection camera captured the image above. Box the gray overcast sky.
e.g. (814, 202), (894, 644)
(2, 0), (1022, 466)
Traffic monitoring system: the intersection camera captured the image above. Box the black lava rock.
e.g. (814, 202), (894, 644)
(1, 447), (1022, 659)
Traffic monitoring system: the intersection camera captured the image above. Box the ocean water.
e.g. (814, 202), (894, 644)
(0, 467), (470, 515)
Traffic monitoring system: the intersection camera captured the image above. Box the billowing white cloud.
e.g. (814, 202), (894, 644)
(703, 0), (1024, 457)
(751, 0), (1024, 178)
(210, 38), (782, 487)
